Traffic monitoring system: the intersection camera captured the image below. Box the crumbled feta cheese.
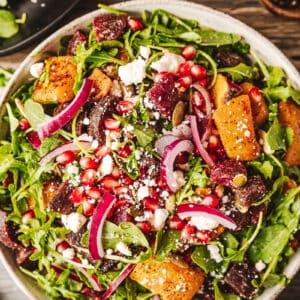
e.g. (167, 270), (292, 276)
(91, 140), (99, 149)
(83, 117), (90, 125)
(255, 260), (266, 272)
(78, 134), (93, 142)
(62, 248), (75, 259)
(189, 215), (219, 231)
(30, 62), (44, 78)
(151, 52), (185, 74)
(116, 242), (132, 256)
(153, 208), (169, 230)
(207, 245), (223, 263)
(135, 211), (153, 222)
(61, 213), (87, 233)
(140, 46), (151, 60)
(174, 170), (186, 189)
(100, 155), (113, 176)
(66, 164), (79, 175)
(134, 150), (142, 160)
(137, 186), (150, 201)
(118, 57), (146, 85)
(106, 248), (113, 255)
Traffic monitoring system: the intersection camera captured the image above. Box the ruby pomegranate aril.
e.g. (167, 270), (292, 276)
(181, 224), (195, 240)
(181, 45), (196, 60)
(178, 61), (194, 76)
(114, 198), (128, 209)
(56, 241), (70, 254)
(104, 118), (121, 130)
(142, 197), (160, 212)
(154, 71), (173, 83)
(116, 100), (135, 114)
(196, 78), (208, 88)
(22, 210), (35, 224)
(82, 201), (95, 217)
(2, 172), (13, 187)
(81, 287), (90, 295)
(169, 215), (185, 230)
(249, 86), (262, 102)
(115, 186), (129, 195)
(118, 144), (132, 158)
(156, 177), (167, 189)
(196, 230), (210, 244)
(175, 152), (189, 164)
(128, 17), (143, 31)
(85, 187), (101, 200)
(79, 157), (99, 170)
(137, 221), (152, 234)
(202, 194), (219, 208)
(208, 135), (220, 150)
(56, 151), (76, 165)
(19, 118), (30, 131)
(177, 75), (192, 89)
(95, 145), (112, 160)
(69, 186), (85, 203)
(100, 176), (120, 190)
(81, 169), (98, 186)
(190, 64), (207, 80)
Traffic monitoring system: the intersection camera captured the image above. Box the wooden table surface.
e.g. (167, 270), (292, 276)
(0, 0), (300, 299)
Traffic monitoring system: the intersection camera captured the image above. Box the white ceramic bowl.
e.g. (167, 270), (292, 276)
(1, 1), (300, 299)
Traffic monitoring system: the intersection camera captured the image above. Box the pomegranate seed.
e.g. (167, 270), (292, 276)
(190, 64), (207, 80)
(27, 131), (41, 148)
(196, 230), (210, 244)
(175, 152), (189, 164)
(81, 169), (97, 186)
(149, 188), (159, 200)
(177, 75), (192, 88)
(196, 78), (208, 87)
(56, 241), (70, 254)
(69, 186), (85, 203)
(81, 287), (90, 295)
(115, 186), (129, 195)
(128, 17), (143, 31)
(85, 187), (101, 200)
(154, 71), (172, 82)
(178, 61), (194, 76)
(249, 86), (262, 102)
(79, 157), (99, 170)
(82, 201), (95, 217)
(183, 251), (192, 263)
(2, 172), (13, 187)
(169, 216), (185, 230)
(104, 118), (121, 130)
(290, 238), (299, 249)
(19, 118), (30, 131)
(142, 197), (160, 212)
(181, 45), (196, 60)
(94, 145), (111, 160)
(22, 210), (35, 224)
(156, 177), (167, 189)
(111, 166), (121, 179)
(100, 175), (120, 190)
(208, 135), (220, 150)
(136, 221), (151, 234)
(116, 100), (135, 114)
(202, 194), (219, 208)
(118, 144), (132, 158)
(56, 151), (76, 165)
(181, 224), (195, 240)
(114, 198), (128, 209)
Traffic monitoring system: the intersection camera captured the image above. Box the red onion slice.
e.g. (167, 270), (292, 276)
(177, 203), (237, 230)
(189, 115), (215, 168)
(102, 264), (135, 300)
(89, 193), (116, 260)
(39, 140), (92, 166)
(154, 134), (180, 156)
(228, 79), (243, 94)
(37, 78), (93, 141)
(51, 264), (82, 282)
(192, 83), (212, 118)
(161, 139), (194, 193)
(78, 267), (102, 291)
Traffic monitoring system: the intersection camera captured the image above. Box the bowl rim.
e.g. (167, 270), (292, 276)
(1, 0), (300, 299)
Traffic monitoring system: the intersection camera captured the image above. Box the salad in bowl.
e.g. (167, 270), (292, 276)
(0, 1), (300, 299)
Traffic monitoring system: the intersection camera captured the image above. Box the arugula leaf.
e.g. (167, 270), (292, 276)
(192, 245), (220, 273)
(266, 118), (286, 151)
(266, 66), (284, 87)
(197, 30), (241, 46)
(248, 160), (274, 179)
(24, 99), (47, 130)
(218, 63), (258, 81)
(0, 66), (13, 86)
(263, 86), (300, 105)
(132, 125), (155, 147)
(5, 103), (18, 132)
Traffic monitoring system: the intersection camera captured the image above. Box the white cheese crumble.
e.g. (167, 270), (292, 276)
(189, 215), (219, 231)
(100, 155), (114, 176)
(151, 52), (185, 74)
(61, 213), (87, 233)
(255, 260), (266, 272)
(116, 242), (132, 256)
(153, 208), (169, 230)
(65, 164), (79, 175)
(135, 211), (153, 222)
(137, 186), (150, 201)
(139, 46), (151, 60)
(118, 57), (146, 85)
(207, 245), (223, 263)
(83, 117), (90, 125)
(174, 170), (186, 189)
(30, 62), (44, 78)
(62, 248), (75, 259)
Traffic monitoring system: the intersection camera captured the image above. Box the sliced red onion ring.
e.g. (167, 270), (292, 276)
(102, 264), (135, 300)
(189, 115), (215, 168)
(228, 79), (243, 94)
(27, 131), (42, 149)
(154, 134), (180, 156)
(37, 78), (93, 142)
(161, 139), (194, 193)
(78, 266), (102, 291)
(192, 83), (212, 118)
(89, 193), (116, 260)
(176, 203), (237, 230)
(51, 264), (82, 282)
(39, 140), (92, 166)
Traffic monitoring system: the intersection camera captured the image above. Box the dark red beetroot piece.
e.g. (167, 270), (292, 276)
(147, 72), (181, 119)
(215, 50), (244, 68)
(48, 181), (76, 214)
(87, 96), (118, 143)
(210, 159), (247, 189)
(16, 247), (38, 270)
(224, 262), (259, 299)
(93, 14), (128, 43)
(0, 209), (19, 249)
(67, 30), (87, 56)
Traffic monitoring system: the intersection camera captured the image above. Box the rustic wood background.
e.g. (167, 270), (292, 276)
(0, 0), (299, 299)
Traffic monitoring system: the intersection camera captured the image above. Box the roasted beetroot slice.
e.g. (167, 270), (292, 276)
(48, 181), (76, 214)
(147, 73), (180, 119)
(16, 247), (38, 270)
(67, 30), (87, 56)
(0, 209), (19, 249)
(93, 14), (128, 43)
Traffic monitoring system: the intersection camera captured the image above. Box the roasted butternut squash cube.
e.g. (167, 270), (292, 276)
(240, 82), (269, 127)
(278, 101), (300, 166)
(213, 94), (261, 161)
(88, 68), (112, 101)
(211, 73), (230, 109)
(130, 257), (205, 300)
(33, 56), (77, 104)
